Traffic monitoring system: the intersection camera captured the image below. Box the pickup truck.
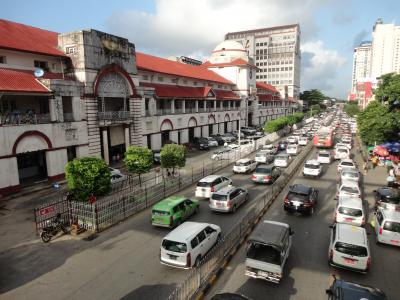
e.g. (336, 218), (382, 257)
(245, 220), (293, 283)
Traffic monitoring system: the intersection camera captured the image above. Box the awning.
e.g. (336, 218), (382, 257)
(0, 68), (51, 94)
(140, 82), (240, 100)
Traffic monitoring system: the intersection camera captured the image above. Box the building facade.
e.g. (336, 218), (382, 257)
(0, 19), (297, 195)
(224, 24), (301, 100)
(351, 41), (372, 93)
(370, 19), (400, 79)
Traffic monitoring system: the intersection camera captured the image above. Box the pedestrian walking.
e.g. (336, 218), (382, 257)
(387, 168), (395, 187)
(371, 155), (378, 169)
(363, 161), (368, 175)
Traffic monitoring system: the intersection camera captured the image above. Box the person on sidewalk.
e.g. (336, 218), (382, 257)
(363, 161), (369, 175)
(387, 168), (395, 187)
(371, 155), (379, 169)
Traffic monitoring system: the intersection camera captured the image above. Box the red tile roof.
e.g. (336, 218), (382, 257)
(256, 81), (279, 93)
(0, 68), (51, 93)
(140, 82), (240, 100)
(258, 94), (273, 101)
(136, 52), (234, 85)
(202, 58), (258, 69)
(0, 19), (66, 57)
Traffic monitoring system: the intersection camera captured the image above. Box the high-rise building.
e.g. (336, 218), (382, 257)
(225, 24), (301, 99)
(351, 41), (372, 92)
(370, 19), (400, 79)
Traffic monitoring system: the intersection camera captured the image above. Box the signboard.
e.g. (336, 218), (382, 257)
(39, 206), (55, 216)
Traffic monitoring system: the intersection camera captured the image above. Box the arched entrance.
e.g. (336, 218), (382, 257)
(188, 117), (197, 143)
(208, 115), (216, 135)
(160, 119), (174, 146)
(13, 131), (51, 184)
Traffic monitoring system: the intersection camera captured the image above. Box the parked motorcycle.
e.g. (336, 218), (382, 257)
(40, 213), (68, 243)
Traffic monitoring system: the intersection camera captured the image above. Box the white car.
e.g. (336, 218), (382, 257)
(204, 137), (218, 147)
(195, 175), (232, 198)
(329, 223), (371, 273)
(255, 151), (274, 164)
(262, 144), (278, 155)
(374, 209), (400, 247)
(298, 136), (308, 146)
(233, 159), (257, 174)
(335, 196), (365, 227)
(109, 167), (122, 176)
(160, 222), (221, 269)
(339, 169), (360, 183)
(335, 142), (351, 150)
(111, 173), (127, 185)
(334, 147), (350, 160)
(287, 136), (298, 144)
(274, 154), (292, 168)
(317, 150), (332, 164)
(211, 148), (233, 160)
(286, 144), (299, 155)
(303, 160), (322, 177)
(337, 159), (356, 173)
(336, 181), (361, 199)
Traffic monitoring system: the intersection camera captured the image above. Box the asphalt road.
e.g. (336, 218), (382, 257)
(0, 140), (297, 300)
(205, 147), (400, 300)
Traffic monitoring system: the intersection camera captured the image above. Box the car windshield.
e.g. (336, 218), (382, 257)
(383, 221), (400, 233)
(152, 210), (169, 216)
(162, 240), (187, 253)
(211, 194), (228, 201)
(334, 242), (368, 257)
(197, 181), (211, 187)
(255, 167), (271, 174)
(288, 191), (308, 201)
(235, 161), (248, 166)
(379, 194), (400, 204)
(338, 207), (362, 217)
(305, 164), (320, 169)
(338, 149), (348, 153)
(341, 186), (359, 194)
(341, 162), (354, 167)
(343, 172), (358, 179)
(319, 153), (330, 157)
(246, 243), (281, 265)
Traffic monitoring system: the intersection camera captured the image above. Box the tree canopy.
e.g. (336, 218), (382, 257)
(65, 157), (111, 202)
(357, 101), (400, 145)
(344, 102), (360, 117)
(264, 112), (304, 133)
(160, 144), (186, 172)
(300, 89), (326, 106)
(124, 146), (153, 185)
(374, 73), (400, 108)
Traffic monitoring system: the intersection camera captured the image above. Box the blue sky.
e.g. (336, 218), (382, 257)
(1, 0), (399, 99)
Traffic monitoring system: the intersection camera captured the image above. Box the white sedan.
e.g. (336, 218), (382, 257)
(337, 159), (357, 173)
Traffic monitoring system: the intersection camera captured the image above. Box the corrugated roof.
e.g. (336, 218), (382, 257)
(0, 19), (66, 57)
(256, 81), (279, 93)
(0, 68), (51, 93)
(140, 82), (240, 100)
(136, 52), (234, 85)
(202, 58), (257, 69)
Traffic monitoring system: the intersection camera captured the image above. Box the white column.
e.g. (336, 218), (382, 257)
(181, 129), (189, 144)
(195, 100), (199, 113)
(214, 100), (217, 111)
(170, 131), (178, 143)
(102, 129), (109, 164)
(49, 96), (64, 122)
(72, 96), (82, 121)
(171, 99), (175, 114)
(151, 133), (162, 150)
(45, 149), (68, 179)
(124, 126), (130, 149)
(76, 145), (89, 157)
(182, 100), (186, 114)
(0, 157), (20, 190)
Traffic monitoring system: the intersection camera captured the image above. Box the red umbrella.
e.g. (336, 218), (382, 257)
(373, 146), (389, 157)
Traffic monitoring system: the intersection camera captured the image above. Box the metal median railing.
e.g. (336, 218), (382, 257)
(167, 142), (313, 300)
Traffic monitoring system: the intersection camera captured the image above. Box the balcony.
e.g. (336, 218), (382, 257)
(98, 111), (132, 126)
(0, 112), (51, 126)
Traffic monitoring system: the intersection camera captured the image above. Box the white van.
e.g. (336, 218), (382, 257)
(160, 222), (221, 269)
(374, 209), (400, 247)
(195, 175), (232, 198)
(334, 147), (350, 160)
(328, 223), (371, 273)
(335, 197), (365, 227)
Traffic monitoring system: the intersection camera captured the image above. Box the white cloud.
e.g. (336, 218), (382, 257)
(301, 40), (347, 97)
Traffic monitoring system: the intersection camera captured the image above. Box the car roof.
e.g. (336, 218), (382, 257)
(276, 153), (289, 158)
(236, 158), (252, 163)
(318, 150), (330, 154)
(164, 221), (211, 242)
(376, 187), (400, 197)
(338, 197), (363, 209)
(289, 184), (311, 194)
(153, 196), (188, 210)
(305, 159), (320, 165)
(340, 159), (354, 164)
(379, 208), (400, 220)
(199, 175), (223, 182)
(248, 220), (289, 252)
(336, 223), (367, 246)
(333, 279), (387, 300)
(213, 185), (240, 195)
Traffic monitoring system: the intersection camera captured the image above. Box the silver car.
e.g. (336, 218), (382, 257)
(209, 186), (249, 213)
(251, 165), (281, 184)
(339, 170), (360, 183)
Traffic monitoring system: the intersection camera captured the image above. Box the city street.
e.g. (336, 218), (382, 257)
(206, 148), (400, 299)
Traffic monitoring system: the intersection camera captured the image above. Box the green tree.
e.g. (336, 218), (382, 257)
(357, 101), (400, 145)
(374, 73), (400, 108)
(300, 89), (326, 106)
(65, 157), (111, 202)
(160, 144), (186, 174)
(124, 146), (153, 186)
(264, 117), (288, 133)
(344, 102), (360, 117)
(309, 104), (322, 116)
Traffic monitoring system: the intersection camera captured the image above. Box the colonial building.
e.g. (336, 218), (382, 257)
(0, 19), (297, 196)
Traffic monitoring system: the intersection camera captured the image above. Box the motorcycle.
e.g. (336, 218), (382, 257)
(40, 213), (68, 243)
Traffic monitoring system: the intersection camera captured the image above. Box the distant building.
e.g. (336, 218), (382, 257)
(370, 19), (400, 79)
(224, 24), (301, 99)
(351, 41), (372, 93)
